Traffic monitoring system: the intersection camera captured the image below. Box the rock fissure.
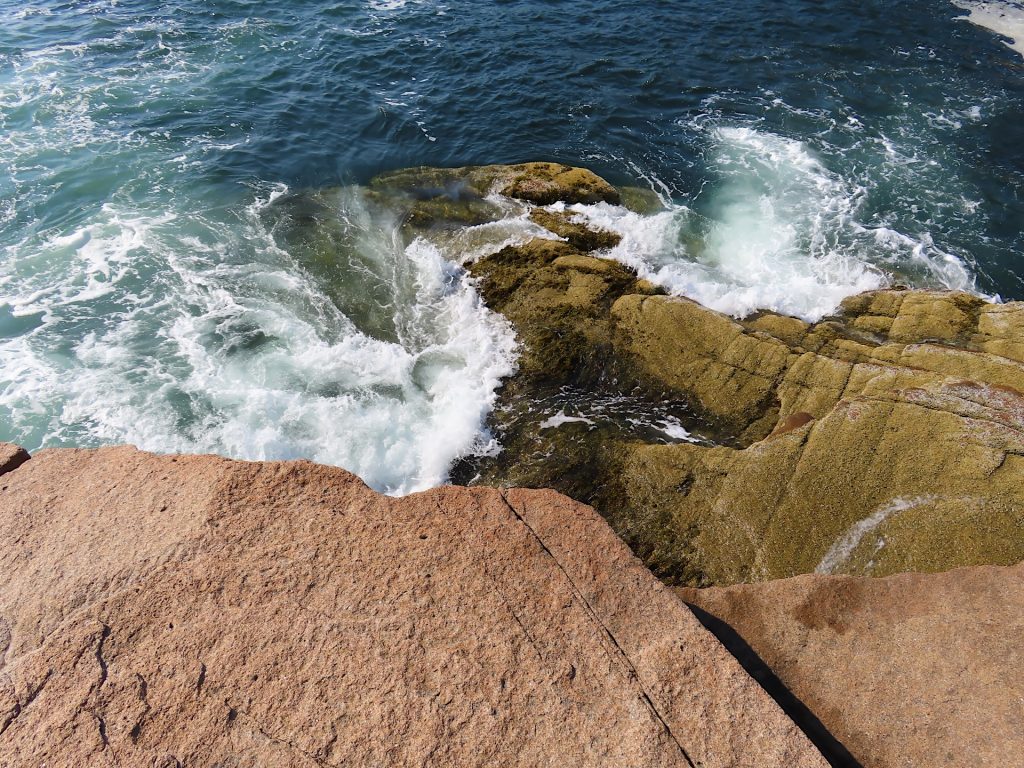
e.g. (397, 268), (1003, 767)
(496, 491), (698, 768)
(94, 622), (110, 691)
(96, 713), (110, 751)
(226, 699), (345, 768)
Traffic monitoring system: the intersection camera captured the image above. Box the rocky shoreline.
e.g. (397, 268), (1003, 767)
(372, 162), (1023, 587)
(1, 162), (1020, 766)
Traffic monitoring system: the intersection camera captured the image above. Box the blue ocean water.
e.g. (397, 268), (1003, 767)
(1, 0), (1023, 491)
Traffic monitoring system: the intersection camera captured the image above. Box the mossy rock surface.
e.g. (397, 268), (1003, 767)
(370, 163), (1024, 586)
(528, 209), (621, 251)
(371, 161), (620, 203)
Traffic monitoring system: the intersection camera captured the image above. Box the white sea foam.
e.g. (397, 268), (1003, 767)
(0, 18), (522, 495)
(656, 417), (697, 442)
(0, 190), (518, 495)
(539, 410), (596, 430)
(561, 126), (977, 321)
(429, 194), (558, 265)
(953, 0), (1024, 57)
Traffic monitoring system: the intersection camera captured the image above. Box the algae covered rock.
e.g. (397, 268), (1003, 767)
(619, 295), (1024, 584)
(358, 162), (1024, 587)
(366, 161), (621, 233)
(528, 208), (621, 251)
(370, 161), (621, 206)
(457, 192), (1022, 585)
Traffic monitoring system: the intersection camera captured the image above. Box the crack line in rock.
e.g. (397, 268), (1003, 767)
(431, 499), (546, 663)
(225, 699), (344, 768)
(95, 623), (110, 690)
(495, 491), (697, 768)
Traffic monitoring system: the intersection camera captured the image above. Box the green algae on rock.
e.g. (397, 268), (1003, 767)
(365, 161), (621, 233)
(527, 208), (622, 252)
(431, 163), (1024, 587)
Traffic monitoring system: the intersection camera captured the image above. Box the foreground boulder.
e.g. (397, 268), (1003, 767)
(678, 563), (1024, 768)
(0, 444), (825, 767)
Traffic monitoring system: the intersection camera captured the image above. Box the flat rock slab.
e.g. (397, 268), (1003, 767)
(679, 564), (1024, 768)
(0, 444), (824, 767)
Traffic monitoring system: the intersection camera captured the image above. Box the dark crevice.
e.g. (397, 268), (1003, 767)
(196, 662), (207, 696)
(97, 714), (109, 749)
(95, 623), (111, 689)
(684, 603), (863, 768)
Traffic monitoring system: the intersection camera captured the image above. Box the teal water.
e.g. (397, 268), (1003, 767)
(1, 0), (1023, 492)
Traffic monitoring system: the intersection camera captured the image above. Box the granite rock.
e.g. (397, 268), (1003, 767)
(0, 444), (824, 767)
(678, 563), (1024, 768)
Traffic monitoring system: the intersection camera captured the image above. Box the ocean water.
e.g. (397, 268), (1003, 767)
(1, 0), (1023, 493)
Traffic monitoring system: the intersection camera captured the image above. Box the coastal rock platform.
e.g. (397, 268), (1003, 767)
(0, 444), (824, 767)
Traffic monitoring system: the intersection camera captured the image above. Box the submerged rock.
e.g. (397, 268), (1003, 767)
(367, 161), (621, 232)
(678, 563), (1024, 768)
(0, 444), (825, 767)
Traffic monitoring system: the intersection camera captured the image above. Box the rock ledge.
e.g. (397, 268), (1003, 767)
(0, 444), (824, 767)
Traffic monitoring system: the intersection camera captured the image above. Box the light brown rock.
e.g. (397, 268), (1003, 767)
(677, 563), (1024, 768)
(0, 444), (825, 767)
(0, 444), (28, 476)
(461, 229), (1024, 584)
(612, 291), (1024, 582)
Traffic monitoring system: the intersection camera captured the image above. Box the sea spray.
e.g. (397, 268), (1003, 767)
(0, 186), (518, 495)
(560, 125), (979, 321)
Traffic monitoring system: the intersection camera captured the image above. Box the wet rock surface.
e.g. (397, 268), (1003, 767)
(0, 444), (825, 767)
(367, 161), (621, 231)
(678, 563), (1024, 768)
(425, 164), (1024, 586)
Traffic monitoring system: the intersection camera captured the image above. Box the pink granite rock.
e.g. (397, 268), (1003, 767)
(0, 444), (824, 767)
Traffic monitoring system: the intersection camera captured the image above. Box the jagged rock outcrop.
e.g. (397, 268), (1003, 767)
(0, 444), (826, 767)
(366, 161), (622, 230)
(0, 444), (28, 476)
(678, 563), (1024, 768)
(419, 164), (1024, 586)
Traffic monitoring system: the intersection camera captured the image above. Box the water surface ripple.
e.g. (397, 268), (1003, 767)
(1, 0), (1022, 491)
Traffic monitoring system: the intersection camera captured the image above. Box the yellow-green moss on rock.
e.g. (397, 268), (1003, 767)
(388, 163), (1024, 586)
